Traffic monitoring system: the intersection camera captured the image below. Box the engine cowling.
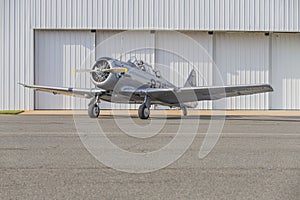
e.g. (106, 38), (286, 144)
(90, 58), (118, 90)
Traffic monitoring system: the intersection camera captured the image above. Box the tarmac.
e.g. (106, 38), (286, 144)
(20, 109), (300, 117)
(0, 111), (299, 199)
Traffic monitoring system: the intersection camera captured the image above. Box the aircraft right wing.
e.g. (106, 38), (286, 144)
(120, 84), (273, 105)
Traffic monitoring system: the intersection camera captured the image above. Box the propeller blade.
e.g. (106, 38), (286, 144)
(72, 69), (98, 73)
(102, 68), (128, 73)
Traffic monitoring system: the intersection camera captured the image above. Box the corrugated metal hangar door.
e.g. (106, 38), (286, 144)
(35, 30), (155, 110)
(35, 31), (95, 109)
(96, 30), (155, 109)
(155, 31), (213, 109)
(215, 32), (270, 109)
(271, 33), (300, 109)
(34, 30), (300, 110)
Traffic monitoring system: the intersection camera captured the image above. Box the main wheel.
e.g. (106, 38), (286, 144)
(138, 104), (150, 119)
(88, 104), (100, 118)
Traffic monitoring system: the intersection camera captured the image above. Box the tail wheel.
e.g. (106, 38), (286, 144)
(88, 104), (100, 118)
(138, 104), (150, 119)
(181, 106), (188, 116)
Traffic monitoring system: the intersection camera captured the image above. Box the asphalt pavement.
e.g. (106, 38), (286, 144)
(0, 114), (299, 199)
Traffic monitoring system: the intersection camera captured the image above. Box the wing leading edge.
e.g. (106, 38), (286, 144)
(120, 84), (273, 105)
(19, 83), (106, 98)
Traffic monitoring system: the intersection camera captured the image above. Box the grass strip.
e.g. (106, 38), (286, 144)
(0, 110), (24, 115)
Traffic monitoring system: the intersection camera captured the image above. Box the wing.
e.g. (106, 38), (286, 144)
(19, 83), (106, 98)
(120, 84), (273, 105)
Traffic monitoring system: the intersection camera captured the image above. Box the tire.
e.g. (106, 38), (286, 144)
(138, 104), (150, 119)
(88, 104), (100, 118)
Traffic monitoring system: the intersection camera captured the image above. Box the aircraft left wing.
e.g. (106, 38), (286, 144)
(19, 83), (106, 98)
(120, 84), (273, 105)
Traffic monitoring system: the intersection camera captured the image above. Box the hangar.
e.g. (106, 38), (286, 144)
(1, 0), (300, 110)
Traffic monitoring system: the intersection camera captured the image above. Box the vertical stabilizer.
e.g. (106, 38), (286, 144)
(183, 69), (198, 108)
(184, 69), (197, 87)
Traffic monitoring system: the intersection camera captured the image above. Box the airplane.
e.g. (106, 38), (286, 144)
(19, 57), (273, 119)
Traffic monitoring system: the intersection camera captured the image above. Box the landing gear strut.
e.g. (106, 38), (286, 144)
(181, 106), (188, 116)
(138, 95), (151, 119)
(88, 95), (101, 118)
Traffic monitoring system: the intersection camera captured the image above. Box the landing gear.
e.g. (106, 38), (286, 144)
(138, 95), (151, 119)
(88, 96), (101, 118)
(138, 104), (150, 119)
(181, 106), (188, 116)
(88, 104), (100, 118)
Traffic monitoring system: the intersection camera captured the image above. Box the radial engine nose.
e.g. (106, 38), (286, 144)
(91, 59), (110, 83)
(90, 58), (118, 90)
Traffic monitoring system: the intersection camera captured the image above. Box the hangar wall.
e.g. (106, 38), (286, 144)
(1, 0), (300, 110)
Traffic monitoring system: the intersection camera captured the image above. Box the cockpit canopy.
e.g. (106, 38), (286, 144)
(128, 56), (161, 78)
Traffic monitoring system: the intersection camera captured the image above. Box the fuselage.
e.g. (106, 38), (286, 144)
(92, 57), (175, 105)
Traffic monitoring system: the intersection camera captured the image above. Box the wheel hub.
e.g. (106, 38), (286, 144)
(143, 107), (150, 117)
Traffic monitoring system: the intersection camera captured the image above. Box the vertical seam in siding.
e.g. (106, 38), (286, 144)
(1, 0), (4, 109)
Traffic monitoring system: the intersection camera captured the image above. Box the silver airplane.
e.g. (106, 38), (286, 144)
(20, 57), (273, 119)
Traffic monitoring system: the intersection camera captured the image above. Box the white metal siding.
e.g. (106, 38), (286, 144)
(271, 33), (300, 109)
(0, 0), (34, 110)
(30, 0), (300, 32)
(214, 32), (270, 109)
(35, 30), (95, 109)
(155, 31), (213, 109)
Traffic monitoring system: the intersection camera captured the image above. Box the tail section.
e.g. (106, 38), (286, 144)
(184, 69), (197, 87)
(183, 69), (198, 108)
